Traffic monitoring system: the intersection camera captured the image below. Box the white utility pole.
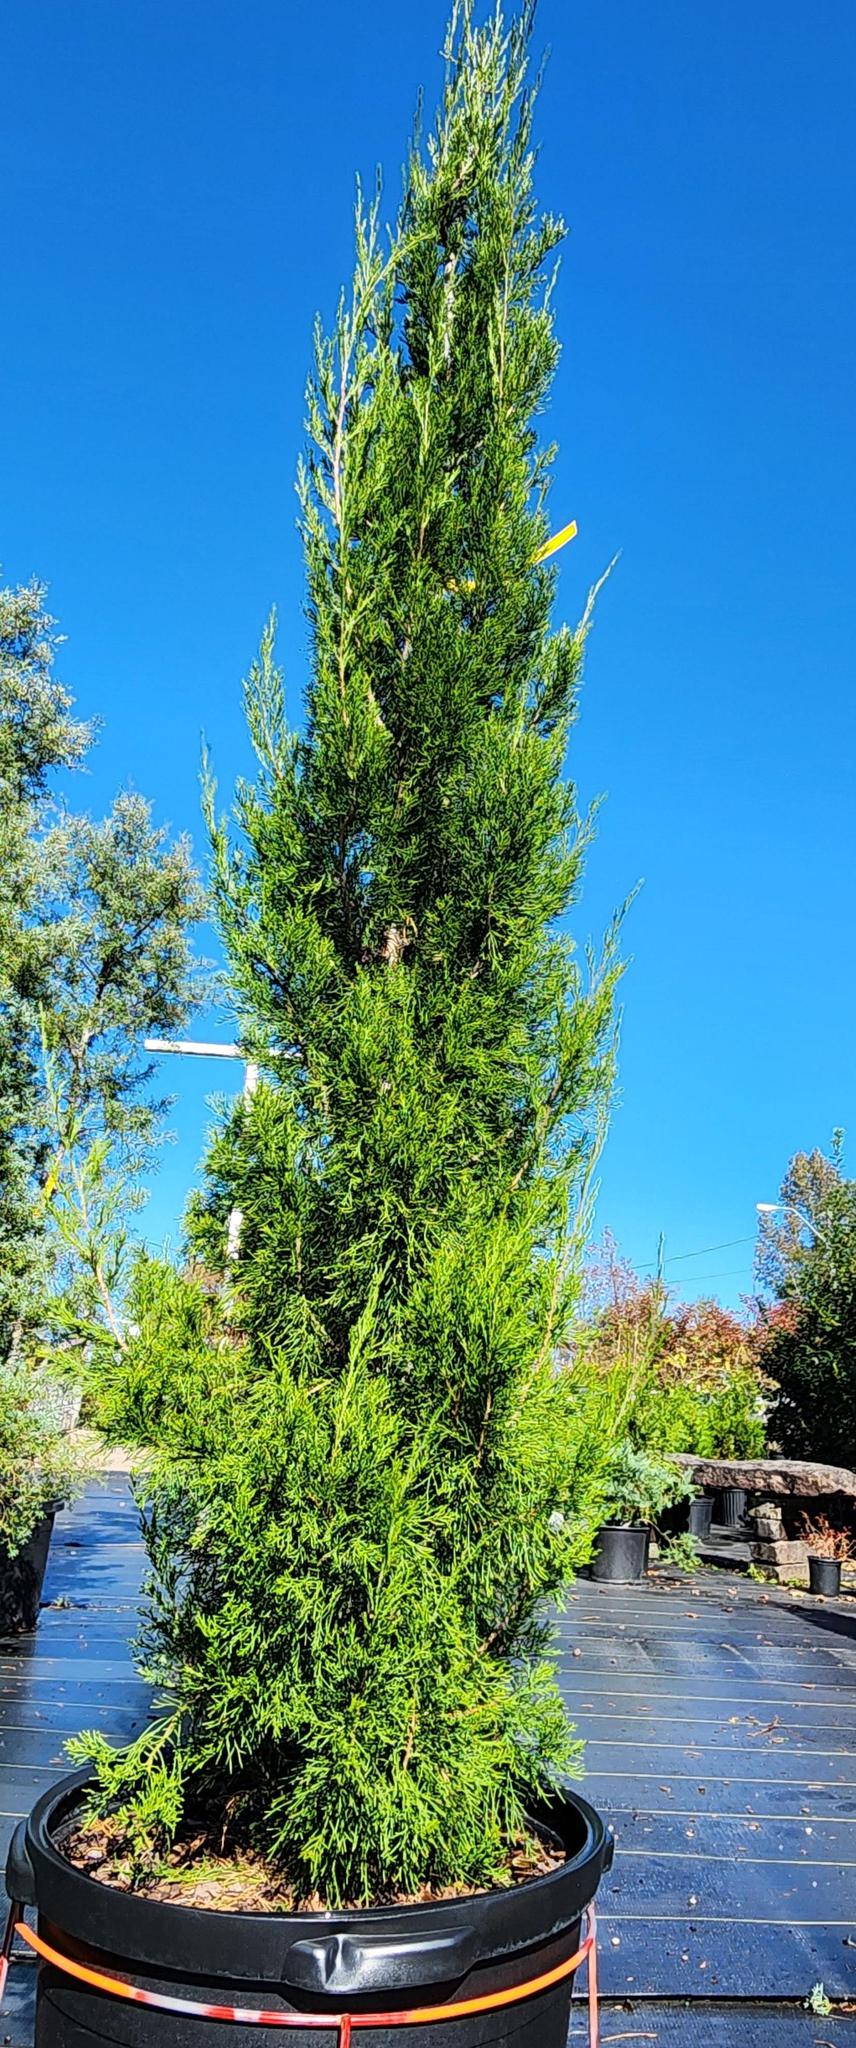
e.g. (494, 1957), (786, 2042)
(144, 1037), (259, 1260)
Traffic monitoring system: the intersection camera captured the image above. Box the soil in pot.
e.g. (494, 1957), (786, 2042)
(590, 1522), (649, 1582)
(0, 1509), (57, 1633)
(6, 1769), (614, 2048)
(808, 1555), (841, 1597)
(61, 1815), (567, 1912)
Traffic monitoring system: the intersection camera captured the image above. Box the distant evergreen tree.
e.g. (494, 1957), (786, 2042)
(0, 582), (90, 1354)
(756, 1135), (856, 1467)
(80, 2), (627, 1905)
(38, 792), (205, 1360)
(0, 579), (203, 1365)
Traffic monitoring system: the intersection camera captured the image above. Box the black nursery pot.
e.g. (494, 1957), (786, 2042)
(688, 1496), (713, 1540)
(0, 1507), (57, 1634)
(808, 1556), (841, 1597)
(590, 1522), (650, 1583)
(716, 1487), (747, 1528)
(657, 1497), (712, 1542)
(6, 1770), (614, 2048)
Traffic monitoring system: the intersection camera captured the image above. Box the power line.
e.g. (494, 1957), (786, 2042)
(668, 1265), (756, 1285)
(638, 1234), (755, 1273)
(666, 1235), (755, 1266)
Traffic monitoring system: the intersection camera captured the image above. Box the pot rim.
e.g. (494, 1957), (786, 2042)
(10, 1769), (613, 1986)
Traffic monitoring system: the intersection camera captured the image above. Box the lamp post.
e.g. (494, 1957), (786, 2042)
(755, 1200), (835, 1254)
(143, 1037), (259, 1261)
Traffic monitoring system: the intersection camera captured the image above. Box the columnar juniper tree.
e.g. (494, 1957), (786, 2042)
(81, 2), (626, 1904)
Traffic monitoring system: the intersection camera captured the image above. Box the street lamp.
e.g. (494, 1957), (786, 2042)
(144, 1037), (259, 1261)
(755, 1200), (835, 1253)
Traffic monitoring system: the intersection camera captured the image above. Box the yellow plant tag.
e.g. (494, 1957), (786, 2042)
(533, 519), (578, 564)
(448, 519), (577, 593)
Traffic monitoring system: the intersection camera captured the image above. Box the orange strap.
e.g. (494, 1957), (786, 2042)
(13, 1908), (598, 2042)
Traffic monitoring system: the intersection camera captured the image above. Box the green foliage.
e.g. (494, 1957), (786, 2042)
(580, 1249), (771, 1460)
(597, 1440), (692, 1527)
(755, 1133), (845, 1295)
(632, 1366), (767, 1460)
(82, 1254), (616, 1903)
(0, 581), (90, 1351)
(67, 1715), (186, 1884)
(0, 1355), (78, 1557)
(37, 794), (205, 1364)
(0, 578), (204, 1371)
(77, 4), (629, 1905)
(658, 1532), (699, 1573)
(755, 1138), (856, 1468)
(39, 795), (205, 1167)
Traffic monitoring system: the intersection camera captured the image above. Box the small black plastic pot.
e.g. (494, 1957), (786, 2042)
(716, 1488), (747, 1528)
(0, 1506), (57, 1634)
(657, 1496), (713, 1543)
(808, 1555), (841, 1597)
(688, 1496), (713, 1540)
(6, 1769), (614, 2048)
(654, 1500), (685, 1540)
(590, 1523), (650, 1583)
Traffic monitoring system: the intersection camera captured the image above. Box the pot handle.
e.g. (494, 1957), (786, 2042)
(5, 1822), (36, 1907)
(285, 1925), (478, 1994)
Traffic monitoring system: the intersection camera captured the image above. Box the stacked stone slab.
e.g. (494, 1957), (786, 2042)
(668, 1457), (856, 1585)
(673, 1455), (856, 1500)
(749, 1503), (809, 1586)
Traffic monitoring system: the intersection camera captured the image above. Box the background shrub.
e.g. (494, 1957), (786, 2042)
(0, 1357), (77, 1557)
(578, 1249), (772, 1461)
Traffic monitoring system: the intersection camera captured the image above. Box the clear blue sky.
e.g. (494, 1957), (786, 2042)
(3, 0), (854, 1306)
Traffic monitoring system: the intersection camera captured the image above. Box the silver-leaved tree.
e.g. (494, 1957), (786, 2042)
(0, 579), (204, 1370)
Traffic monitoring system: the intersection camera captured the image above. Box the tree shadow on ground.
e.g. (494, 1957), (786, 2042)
(767, 1596), (856, 1647)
